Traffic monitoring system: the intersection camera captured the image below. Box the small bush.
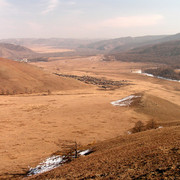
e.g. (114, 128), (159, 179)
(145, 119), (158, 130)
(47, 90), (51, 95)
(131, 119), (158, 134)
(131, 121), (144, 133)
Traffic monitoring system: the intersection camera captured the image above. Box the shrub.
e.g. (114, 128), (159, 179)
(47, 90), (51, 95)
(131, 121), (144, 133)
(145, 119), (158, 130)
(131, 119), (158, 134)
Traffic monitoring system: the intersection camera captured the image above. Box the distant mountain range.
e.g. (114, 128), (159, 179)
(0, 38), (99, 49)
(84, 33), (180, 53)
(1, 34), (180, 54)
(1, 33), (180, 65)
(111, 40), (180, 66)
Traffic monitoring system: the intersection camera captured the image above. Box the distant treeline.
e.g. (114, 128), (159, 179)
(144, 67), (180, 80)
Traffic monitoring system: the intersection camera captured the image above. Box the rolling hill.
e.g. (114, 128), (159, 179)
(81, 35), (170, 53)
(84, 35), (167, 52)
(0, 43), (37, 60)
(0, 38), (99, 49)
(0, 57), (88, 94)
(112, 40), (180, 66)
(1, 33), (180, 58)
(81, 33), (180, 54)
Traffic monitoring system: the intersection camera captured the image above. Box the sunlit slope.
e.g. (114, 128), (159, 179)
(0, 58), (88, 94)
(28, 126), (180, 180)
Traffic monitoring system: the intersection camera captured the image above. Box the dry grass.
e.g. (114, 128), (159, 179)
(27, 126), (180, 180)
(28, 46), (74, 53)
(0, 58), (89, 94)
(0, 55), (180, 179)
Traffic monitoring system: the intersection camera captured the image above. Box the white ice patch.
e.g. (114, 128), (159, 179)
(27, 155), (65, 176)
(142, 73), (154, 77)
(133, 70), (142, 74)
(79, 149), (92, 156)
(27, 149), (92, 176)
(111, 95), (141, 107)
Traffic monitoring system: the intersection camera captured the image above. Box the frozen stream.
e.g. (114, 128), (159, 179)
(134, 70), (180, 82)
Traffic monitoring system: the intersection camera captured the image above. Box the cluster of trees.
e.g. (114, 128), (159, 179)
(131, 119), (159, 134)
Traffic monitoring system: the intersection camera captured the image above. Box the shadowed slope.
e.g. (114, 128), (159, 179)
(113, 40), (180, 66)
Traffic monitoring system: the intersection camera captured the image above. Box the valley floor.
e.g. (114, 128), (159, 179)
(0, 55), (180, 179)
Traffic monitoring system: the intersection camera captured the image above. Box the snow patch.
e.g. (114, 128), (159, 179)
(27, 155), (65, 176)
(142, 72), (154, 77)
(27, 149), (92, 176)
(111, 95), (141, 107)
(79, 149), (92, 156)
(133, 70), (142, 74)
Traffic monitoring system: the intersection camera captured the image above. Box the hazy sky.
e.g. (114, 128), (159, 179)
(0, 0), (180, 39)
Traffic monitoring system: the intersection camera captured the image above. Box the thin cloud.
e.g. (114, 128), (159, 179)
(0, 0), (17, 15)
(66, 1), (76, 6)
(100, 15), (164, 28)
(42, 0), (59, 14)
(0, 0), (10, 7)
(86, 15), (164, 31)
(0, 0), (13, 10)
(27, 22), (43, 31)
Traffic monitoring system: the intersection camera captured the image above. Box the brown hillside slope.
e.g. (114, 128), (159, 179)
(0, 58), (88, 94)
(28, 126), (180, 180)
(0, 43), (37, 60)
(113, 40), (180, 66)
(134, 94), (180, 126)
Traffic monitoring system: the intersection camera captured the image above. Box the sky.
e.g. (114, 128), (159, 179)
(0, 0), (180, 39)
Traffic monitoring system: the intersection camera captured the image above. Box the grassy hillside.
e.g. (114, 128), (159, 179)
(0, 58), (88, 94)
(0, 43), (37, 60)
(83, 35), (167, 53)
(112, 40), (180, 66)
(27, 126), (180, 180)
(16, 93), (180, 179)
